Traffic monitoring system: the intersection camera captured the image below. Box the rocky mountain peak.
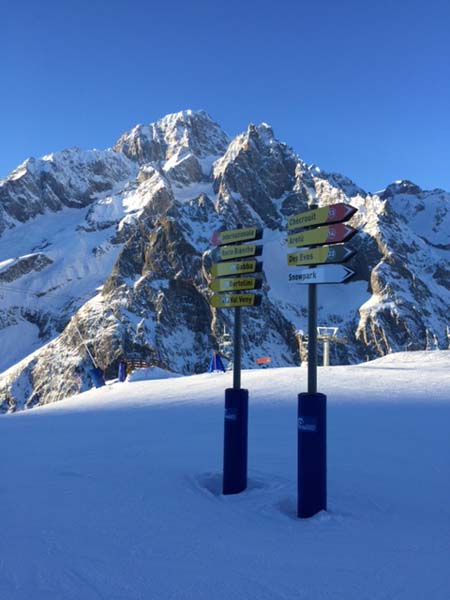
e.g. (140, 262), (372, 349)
(380, 180), (423, 199)
(156, 109), (229, 157)
(246, 122), (275, 144)
(114, 110), (229, 166)
(212, 122), (299, 228)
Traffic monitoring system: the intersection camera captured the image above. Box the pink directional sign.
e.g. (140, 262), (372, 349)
(287, 203), (357, 231)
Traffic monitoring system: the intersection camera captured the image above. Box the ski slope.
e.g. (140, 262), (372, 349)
(1, 352), (450, 599)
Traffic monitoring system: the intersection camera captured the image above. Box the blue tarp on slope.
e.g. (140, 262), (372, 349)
(208, 353), (225, 373)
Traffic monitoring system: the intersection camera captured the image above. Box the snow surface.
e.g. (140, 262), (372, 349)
(127, 366), (182, 382)
(1, 351), (449, 599)
(0, 320), (41, 368)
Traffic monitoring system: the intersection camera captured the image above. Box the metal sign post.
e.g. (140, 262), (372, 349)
(307, 283), (318, 395)
(233, 306), (242, 390)
(316, 327), (344, 367)
(285, 203), (358, 518)
(323, 336), (330, 367)
(209, 225), (264, 495)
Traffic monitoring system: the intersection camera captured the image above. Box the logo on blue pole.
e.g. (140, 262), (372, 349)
(298, 417), (317, 432)
(225, 409), (238, 421)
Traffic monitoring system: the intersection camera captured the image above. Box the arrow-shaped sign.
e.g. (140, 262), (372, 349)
(211, 243), (263, 262)
(210, 293), (262, 308)
(287, 203), (357, 231)
(287, 265), (355, 285)
(210, 259), (262, 278)
(287, 223), (357, 248)
(287, 244), (355, 266)
(209, 277), (262, 293)
(211, 227), (263, 247)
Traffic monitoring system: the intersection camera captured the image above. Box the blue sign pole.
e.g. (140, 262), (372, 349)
(223, 387), (248, 494)
(297, 391), (327, 517)
(297, 282), (327, 517)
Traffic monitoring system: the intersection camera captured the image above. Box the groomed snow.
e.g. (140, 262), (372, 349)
(1, 351), (449, 599)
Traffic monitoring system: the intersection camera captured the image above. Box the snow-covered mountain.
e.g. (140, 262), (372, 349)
(1, 109), (449, 411)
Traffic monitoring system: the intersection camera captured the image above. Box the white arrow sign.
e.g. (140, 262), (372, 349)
(287, 264), (355, 285)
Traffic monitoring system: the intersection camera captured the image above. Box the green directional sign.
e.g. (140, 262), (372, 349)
(287, 244), (355, 266)
(209, 276), (262, 293)
(210, 293), (262, 308)
(287, 203), (357, 231)
(287, 223), (356, 248)
(210, 259), (261, 278)
(213, 243), (263, 262)
(211, 227), (263, 247)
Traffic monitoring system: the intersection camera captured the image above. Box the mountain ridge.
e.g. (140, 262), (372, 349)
(1, 109), (449, 411)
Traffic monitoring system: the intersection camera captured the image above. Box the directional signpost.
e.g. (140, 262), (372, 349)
(210, 259), (262, 278)
(211, 227), (263, 247)
(212, 243), (263, 262)
(209, 277), (262, 294)
(286, 203), (358, 519)
(287, 223), (357, 248)
(210, 293), (262, 308)
(288, 264), (355, 284)
(209, 277), (263, 293)
(208, 225), (265, 496)
(287, 202), (357, 230)
(287, 244), (354, 267)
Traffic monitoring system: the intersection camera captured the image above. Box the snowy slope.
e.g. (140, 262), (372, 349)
(1, 351), (449, 599)
(0, 149), (138, 374)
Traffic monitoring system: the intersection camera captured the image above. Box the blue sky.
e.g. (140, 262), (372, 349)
(2, 0), (449, 192)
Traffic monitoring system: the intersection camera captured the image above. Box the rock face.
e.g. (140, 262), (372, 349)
(0, 148), (134, 234)
(0, 110), (449, 412)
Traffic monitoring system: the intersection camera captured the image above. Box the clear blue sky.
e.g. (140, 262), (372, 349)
(2, 0), (450, 192)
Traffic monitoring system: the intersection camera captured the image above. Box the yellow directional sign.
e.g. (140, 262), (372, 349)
(287, 203), (357, 231)
(210, 259), (261, 278)
(287, 244), (355, 266)
(210, 293), (262, 308)
(215, 243), (262, 261)
(211, 227), (263, 247)
(209, 277), (262, 293)
(287, 223), (356, 248)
